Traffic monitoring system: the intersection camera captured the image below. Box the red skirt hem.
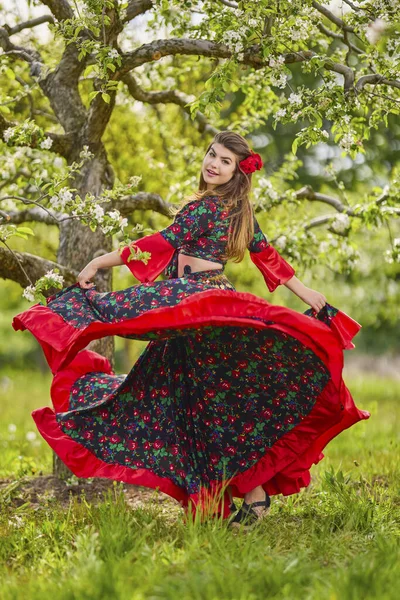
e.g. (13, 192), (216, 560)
(16, 288), (370, 520)
(13, 288), (360, 380)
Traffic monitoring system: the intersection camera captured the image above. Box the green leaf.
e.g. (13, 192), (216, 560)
(5, 68), (16, 80)
(16, 227), (34, 235)
(83, 64), (95, 77)
(88, 90), (99, 101)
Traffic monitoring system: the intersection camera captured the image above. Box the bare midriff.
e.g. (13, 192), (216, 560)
(177, 252), (223, 277)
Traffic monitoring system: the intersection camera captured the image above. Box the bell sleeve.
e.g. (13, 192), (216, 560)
(248, 216), (295, 292)
(119, 199), (215, 283)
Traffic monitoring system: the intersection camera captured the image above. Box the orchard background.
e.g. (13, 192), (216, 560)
(0, 2), (399, 598)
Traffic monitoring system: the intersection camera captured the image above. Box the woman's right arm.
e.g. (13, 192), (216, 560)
(77, 250), (123, 289)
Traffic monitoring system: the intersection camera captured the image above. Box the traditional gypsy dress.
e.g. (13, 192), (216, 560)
(12, 194), (369, 519)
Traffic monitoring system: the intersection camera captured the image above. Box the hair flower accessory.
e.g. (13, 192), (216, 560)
(239, 151), (263, 174)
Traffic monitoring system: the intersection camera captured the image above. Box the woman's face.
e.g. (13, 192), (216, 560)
(202, 143), (237, 190)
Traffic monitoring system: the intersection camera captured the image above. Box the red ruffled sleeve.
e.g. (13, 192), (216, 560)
(119, 232), (176, 283)
(248, 216), (295, 292)
(250, 245), (296, 292)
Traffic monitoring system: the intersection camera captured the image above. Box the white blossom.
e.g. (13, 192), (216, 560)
(257, 177), (279, 201)
(40, 137), (53, 150)
(108, 210), (121, 220)
(275, 235), (287, 251)
(50, 187), (73, 210)
(275, 108), (287, 119)
(319, 241), (330, 253)
(339, 131), (356, 152)
(288, 93), (302, 106)
(59, 188), (73, 204)
(269, 55), (285, 69)
(53, 157), (64, 169)
(108, 49), (120, 59)
(270, 72), (288, 89)
(44, 269), (64, 286)
(22, 285), (36, 302)
(3, 127), (15, 142)
(366, 19), (387, 45)
(92, 204), (105, 222)
(332, 213), (351, 233)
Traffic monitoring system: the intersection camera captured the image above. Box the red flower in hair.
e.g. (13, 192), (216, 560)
(239, 152), (263, 174)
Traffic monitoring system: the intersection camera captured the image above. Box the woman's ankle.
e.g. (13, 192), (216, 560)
(244, 486), (266, 504)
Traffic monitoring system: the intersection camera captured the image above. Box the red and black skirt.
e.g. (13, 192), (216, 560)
(12, 264), (369, 519)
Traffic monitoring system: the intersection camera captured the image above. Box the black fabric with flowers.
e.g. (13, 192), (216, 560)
(50, 264), (331, 496)
(160, 197), (231, 275)
(160, 196), (271, 278)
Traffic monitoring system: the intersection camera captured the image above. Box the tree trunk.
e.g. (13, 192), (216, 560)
(53, 148), (115, 478)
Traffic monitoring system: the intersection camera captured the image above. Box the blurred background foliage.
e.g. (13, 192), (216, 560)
(0, 1), (399, 373)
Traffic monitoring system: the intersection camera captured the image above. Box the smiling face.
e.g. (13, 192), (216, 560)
(202, 142), (237, 190)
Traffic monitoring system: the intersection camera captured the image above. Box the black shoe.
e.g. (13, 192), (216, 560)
(228, 492), (271, 529)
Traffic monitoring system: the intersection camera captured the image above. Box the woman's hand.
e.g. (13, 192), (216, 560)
(297, 286), (327, 314)
(77, 261), (98, 289)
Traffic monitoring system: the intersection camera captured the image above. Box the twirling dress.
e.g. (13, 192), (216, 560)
(12, 194), (369, 519)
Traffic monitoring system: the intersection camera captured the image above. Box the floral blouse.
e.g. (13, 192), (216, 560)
(120, 194), (295, 292)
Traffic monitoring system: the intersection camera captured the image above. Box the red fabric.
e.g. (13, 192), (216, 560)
(119, 232), (175, 282)
(250, 245), (296, 292)
(328, 309), (361, 350)
(50, 350), (113, 412)
(31, 329), (368, 519)
(13, 290), (355, 377)
(14, 289), (369, 519)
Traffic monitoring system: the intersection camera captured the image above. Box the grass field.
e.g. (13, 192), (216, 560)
(0, 369), (399, 599)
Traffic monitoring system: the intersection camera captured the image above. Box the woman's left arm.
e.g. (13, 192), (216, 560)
(284, 275), (327, 313)
(77, 250), (124, 289)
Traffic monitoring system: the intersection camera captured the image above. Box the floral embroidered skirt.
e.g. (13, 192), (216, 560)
(12, 265), (370, 519)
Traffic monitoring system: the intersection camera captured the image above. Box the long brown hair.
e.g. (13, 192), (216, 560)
(172, 131), (257, 263)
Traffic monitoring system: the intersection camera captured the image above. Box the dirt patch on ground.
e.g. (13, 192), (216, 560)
(0, 475), (184, 519)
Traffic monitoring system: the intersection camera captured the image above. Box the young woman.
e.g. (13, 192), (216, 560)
(13, 131), (369, 528)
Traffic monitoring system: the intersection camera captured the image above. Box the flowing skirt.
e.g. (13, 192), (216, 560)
(12, 265), (369, 519)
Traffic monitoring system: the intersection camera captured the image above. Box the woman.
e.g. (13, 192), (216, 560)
(13, 131), (369, 528)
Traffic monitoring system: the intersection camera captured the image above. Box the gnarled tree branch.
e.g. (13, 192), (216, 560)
(121, 39), (388, 95)
(355, 74), (400, 91)
(296, 185), (355, 215)
(312, 1), (355, 33)
(123, 0), (154, 23)
(0, 206), (62, 225)
(39, 0), (74, 22)
(0, 26), (44, 76)
(117, 191), (175, 218)
(4, 15), (55, 35)
(0, 246), (77, 288)
(122, 73), (218, 135)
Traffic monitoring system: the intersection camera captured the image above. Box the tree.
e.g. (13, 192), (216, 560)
(1, 1), (399, 475)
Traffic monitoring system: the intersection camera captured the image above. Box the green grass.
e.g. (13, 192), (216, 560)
(0, 369), (399, 599)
